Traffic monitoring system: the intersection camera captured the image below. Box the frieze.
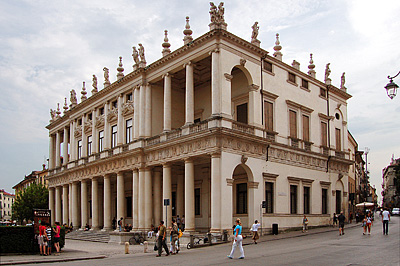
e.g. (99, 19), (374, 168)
(122, 101), (134, 116)
(95, 114), (105, 128)
(74, 125), (82, 138)
(84, 120), (92, 134)
(107, 107), (118, 123)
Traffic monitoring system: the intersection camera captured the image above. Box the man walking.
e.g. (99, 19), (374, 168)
(338, 212), (346, 236)
(382, 208), (390, 235)
(156, 221), (170, 257)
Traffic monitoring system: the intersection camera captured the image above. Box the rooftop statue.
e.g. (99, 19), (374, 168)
(132, 46), (140, 65)
(340, 72), (346, 89)
(50, 109), (56, 121)
(70, 89), (77, 106)
(251, 22), (259, 40)
(103, 67), (109, 82)
(92, 74), (98, 93)
(209, 2), (225, 23)
(138, 44), (146, 63)
(324, 63), (331, 83)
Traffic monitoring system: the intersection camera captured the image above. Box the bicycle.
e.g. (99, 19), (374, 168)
(129, 233), (144, 245)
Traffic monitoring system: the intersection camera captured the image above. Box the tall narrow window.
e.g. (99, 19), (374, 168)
(87, 136), (92, 156)
(336, 190), (341, 214)
(77, 140), (82, 159)
(236, 103), (248, 124)
(335, 128), (341, 151)
(290, 185), (297, 214)
(236, 183), (247, 214)
(126, 119), (133, 143)
(195, 188), (201, 216)
(289, 110), (297, 138)
(126, 93), (133, 102)
(322, 188), (328, 214)
(303, 186), (310, 214)
(99, 131), (104, 152)
(302, 115), (310, 142)
(265, 182), (274, 213)
(301, 79), (309, 89)
(111, 125), (117, 148)
(288, 72), (296, 83)
(264, 101), (274, 131)
(321, 122), (327, 146)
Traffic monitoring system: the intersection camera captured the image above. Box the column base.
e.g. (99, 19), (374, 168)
(101, 227), (113, 232)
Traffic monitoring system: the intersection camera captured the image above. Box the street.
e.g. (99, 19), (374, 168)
(22, 217), (399, 266)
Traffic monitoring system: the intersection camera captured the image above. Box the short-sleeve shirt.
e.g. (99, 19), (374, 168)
(46, 227), (52, 240)
(234, 225), (242, 235)
(382, 210), (390, 220)
(39, 225), (46, 236)
(159, 225), (166, 238)
(338, 214), (345, 224)
(251, 223), (260, 232)
(54, 225), (61, 238)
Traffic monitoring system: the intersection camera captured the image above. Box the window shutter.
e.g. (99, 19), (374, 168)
(289, 110), (297, 138)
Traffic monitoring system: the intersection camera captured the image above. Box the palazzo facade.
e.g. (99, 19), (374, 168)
(46, 3), (353, 233)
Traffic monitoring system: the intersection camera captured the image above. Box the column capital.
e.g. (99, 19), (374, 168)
(248, 84), (260, 91)
(162, 72), (173, 79)
(183, 61), (195, 68)
(210, 152), (221, 158)
(209, 48), (220, 55)
(224, 73), (233, 81)
(162, 163), (171, 168)
(184, 157), (194, 163)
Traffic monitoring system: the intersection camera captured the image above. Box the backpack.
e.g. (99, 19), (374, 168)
(118, 220), (121, 226)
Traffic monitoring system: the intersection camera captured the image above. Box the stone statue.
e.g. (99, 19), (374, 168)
(209, 2), (218, 23)
(70, 89), (77, 106)
(132, 46), (139, 65)
(217, 2), (225, 22)
(92, 74), (98, 92)
(138, 44), (145, 63)
(50, 109), (56, 121)
(103, 67), (109, 83)
(251, 22), (259, 40)
(324, 63), (331, 82)
(340, 72), (346, 89)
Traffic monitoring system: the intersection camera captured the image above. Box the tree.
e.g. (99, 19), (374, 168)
(12, 183), (49, 223)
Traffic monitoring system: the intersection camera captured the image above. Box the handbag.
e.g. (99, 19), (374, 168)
(154, 242), (158, 251)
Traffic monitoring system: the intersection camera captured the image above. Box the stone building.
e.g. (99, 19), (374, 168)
(0, 189), (15, 221)
(382, 157), (400, 208)
(46, 3), (352, 234)
(13, 165), (48, 196)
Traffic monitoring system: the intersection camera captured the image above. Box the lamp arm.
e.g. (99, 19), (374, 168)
(388, 70), (400, 80)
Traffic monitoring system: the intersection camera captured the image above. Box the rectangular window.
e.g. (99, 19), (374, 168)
(302, 115), (310, 142)
(195, 188), (201, 216)
(321, 122), (327, 147)
(99, 131), (104, 152)
(290, 185), (297, 214)
(303, 186), (310, 214)
(265, 182), (274, 213)
(264, 101), (274, 131)
(301, 79), (309, 89)
(111, 125), (117, 148)
(236, 183), (247, 214)
(77, 140), (82, 159)
(127, 93), (133, 102)
(112, 101), (117, 108)
(236, 103), (248, 124)
(289, 110), (297, 138)
(320, 88), (326, 98)
(87, 136), (92, 156)
(288, 72), (296, 83)
(126, 197), (132, 217)
(78, 119), (82, 126)
(99, 107), (104, 115)
(335, 128), (341, 151)
(322, 188), (328, 214)
(263, 61), (273, 72)
(126, 119), (133, 143)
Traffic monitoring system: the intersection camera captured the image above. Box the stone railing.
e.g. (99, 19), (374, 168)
(189, 120), (209, 133)
(146, 135), (161, 146)
(232, 121), (255, 134)
(166, 128), (182, 140)
(335, 150), (345, 159)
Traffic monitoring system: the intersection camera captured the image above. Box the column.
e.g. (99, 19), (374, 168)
(139, 84), (146, 137)
(63, 185), (69, 225)
(133, 86), (140, 139)
(117, 94), (123, 145)
(248, 84), (261, 127)
(92, 109), (98, 154)
(210, 153), (221, 232)
(185, 62), (194, 125)
(153, 169), (162, 227)
(70, 121), (76, 161)
(211, 49), (220, 116)
(138, 168), (146, 230)
(68, 183), (72, 225)
(55, 131), (61, 167)
(163, 73), (172, 132)
(72, 182), (79, 229)
(144, 168), (153, 229)
(55, 186), (62, 223)
(92, 177), (99, 230)
(162, 164), (172, 228)
(132, 169), (139, 230)
(49, 187), (55, 225)
(49, 135), (55, 169)
(116, 171), (125, 226)
(63, 127), (69, 165)
(176, 172), (184, 219)
(81, 180), (88, 229)
(104, 102), (110, 150)
(103, 174), (112, 230)
(145, 83), (152, 137)
(184, 159), (195, 233)
(81, 115), (87, 157)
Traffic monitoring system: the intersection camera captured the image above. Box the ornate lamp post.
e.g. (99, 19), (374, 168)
(384, 71), (399, 99)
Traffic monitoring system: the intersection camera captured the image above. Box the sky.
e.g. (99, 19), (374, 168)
(0, 0), (399, 203)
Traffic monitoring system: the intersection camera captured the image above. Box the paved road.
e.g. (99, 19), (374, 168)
(18, 216), (400, 266)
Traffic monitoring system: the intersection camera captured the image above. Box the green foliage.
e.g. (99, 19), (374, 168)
(0, 226), (37, 254)
(12, 183), (49, 222)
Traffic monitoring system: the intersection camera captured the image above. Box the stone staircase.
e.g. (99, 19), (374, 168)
(65, 230), (110, 243)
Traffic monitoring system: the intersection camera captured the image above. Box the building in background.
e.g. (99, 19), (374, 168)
(0, 189), (15, 221)
(382, 157), (400, 208)
(13, 164), (49, 195)
(347, 131), (358, 216)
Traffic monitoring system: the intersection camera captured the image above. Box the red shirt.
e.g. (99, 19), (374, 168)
(54, 225), (60, 238)
(39, 225), (46, 236)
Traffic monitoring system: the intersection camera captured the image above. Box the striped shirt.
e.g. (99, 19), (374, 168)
(46, 227), (52, 241)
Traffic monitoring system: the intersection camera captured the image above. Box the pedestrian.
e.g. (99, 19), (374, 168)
(382, 208), (390, 235)
(302, 215), (309, 233)
(365, 213), (372, 235)
(338, 212), (345, 236)
(156, 221), (170, 257)
(170, 219), (179, 254)
(53, 221), (61, 255)
(251, 220), (261, 244)
(333, 213), (338, 227)
(227, 218), (244, 259)
(362, 215), (367, 235)
(38, 221), (47, 256)
(112, 217), (117, 230)
(181, 215), (185, 231)
(176, 215), (181, 229)
(46, 223), (52, 255)
(118, 217), (123, 232)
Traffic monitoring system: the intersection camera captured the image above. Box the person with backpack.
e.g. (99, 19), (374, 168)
(118, 217), (123, 232)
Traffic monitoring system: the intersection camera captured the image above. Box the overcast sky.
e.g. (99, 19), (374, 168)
(1, 0), (399, 203)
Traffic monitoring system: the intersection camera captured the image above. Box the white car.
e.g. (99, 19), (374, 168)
(392, 208), (400, 215)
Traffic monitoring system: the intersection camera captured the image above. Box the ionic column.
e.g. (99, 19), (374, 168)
(49, 135), (55, 169)
(68, 183), (72, 225)
(132, 169), (139, 230)
(91, 177), (99, 230)
(63, 185), (69, 225)
(163, 73), (172, 132)
(103, 174), (112, 230)
(49, 187), (55, 225)
(92, 109), (98, 154)
(133, 86), (140, 139)
(81, 115), (87, 157)
(176, 172), (184, 219)
(139, 84), (146, 138)
(184, 158), (195, 233)
(138, 168), (146, 230)
(55, 131), (61, 167)
(145, 83), (152, 137)
(81, 180), (88, 229)
(211, 49), (220, 116)
(210, 153), (221, 233)
(72, 182), (80, 229)
(55, 186), (62, 223)
(70, 121), (76, 161)
(117, 94), (123, 145)
(144, 168), (153, 229)
(153, 169), (162, 227)
(116, 171), (125, 225)
(162, 164), (172, 229)
(63, 127), (69, 165)
(185, 62), (194, 125)
(104, 102), (110, 150)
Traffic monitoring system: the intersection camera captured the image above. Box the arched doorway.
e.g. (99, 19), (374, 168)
(232, 163), (254, 228)
(231, 67), (252, 124)
(335, 180), (344, 214)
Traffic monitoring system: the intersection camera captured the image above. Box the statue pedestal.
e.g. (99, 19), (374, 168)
(209, 22), (227, 31)
(251, 39), (261, 47)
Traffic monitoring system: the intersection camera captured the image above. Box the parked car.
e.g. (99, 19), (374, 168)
(392, 208), (400, 215)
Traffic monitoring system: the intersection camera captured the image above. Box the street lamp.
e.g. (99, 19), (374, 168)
(384, 71), (399, 99)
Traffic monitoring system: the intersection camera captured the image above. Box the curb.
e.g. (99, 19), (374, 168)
(0, 255), (107, 266)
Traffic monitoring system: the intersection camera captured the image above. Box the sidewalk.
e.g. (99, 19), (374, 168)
(0, 223), (360, 265)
